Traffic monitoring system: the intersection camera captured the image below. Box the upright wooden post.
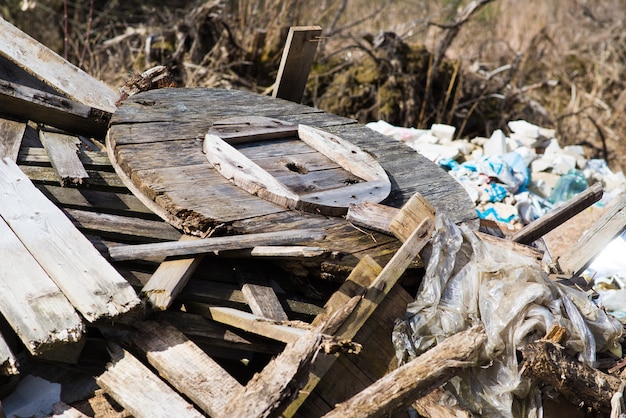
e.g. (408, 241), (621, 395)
(272, 26), (322, 103)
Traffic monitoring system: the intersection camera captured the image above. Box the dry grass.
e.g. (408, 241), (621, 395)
(3, 0), (625, 170)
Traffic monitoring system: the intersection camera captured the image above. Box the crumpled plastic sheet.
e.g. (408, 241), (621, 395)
(392, 214), (623, 417)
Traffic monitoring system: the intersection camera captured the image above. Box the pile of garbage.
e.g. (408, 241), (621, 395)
(367, 119), (626, 225)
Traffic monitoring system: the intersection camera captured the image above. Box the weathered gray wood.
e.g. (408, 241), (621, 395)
(241, 281), (289, 321)
(511, 182), (603, 245)
(322, 327), (487, 418)
(141, 236), (203, 310)
(0, 79), (110, 137)
(0, 118), (26, 162)
(19, 146), (111, 169)
(109, 229), (326, 261)
(130, 321), (242, 418)
(346, 201), (397, 234)
(97, 344), (203, 418)
(39, 130), (89, 186)
(272, 26), (322, 103)
(0, 159), (139, 322)
(0, 215), (84, 359)
(20, 165), (126, 189)
(558, 193), (626, 276)
(0, 17), (118, 113)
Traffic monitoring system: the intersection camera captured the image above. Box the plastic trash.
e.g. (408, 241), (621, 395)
(548, 170), (588, 204)
(393, 214), (622, 417)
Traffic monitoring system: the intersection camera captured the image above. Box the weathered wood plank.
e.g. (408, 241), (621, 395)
(322, 327), (487, 418)
(0, 118), (26, 162)
(346, 201), (397, 234)
(130, 321), (242, 418)
(272, 26), (322, 103)
(186, 304), (307, 344)
(0, 215), (84, 359)
(511, 182), (603, 245)
(19, 146), (111, 169)
(19, 165), (126, 189)
(0, 159), (139, 322)
(558, 193), (626, 276)
(0, 17), (118, 113)
(39, 130), (89, 186)
(97, 345), (203, 418)
(0, 79), (110, 138)
(108, 229), (326, 261)
(141, 236), (203, 310)
(241, 281), (289, 321)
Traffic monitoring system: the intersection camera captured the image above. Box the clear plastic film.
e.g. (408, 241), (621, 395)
(392, 213), (623, 417)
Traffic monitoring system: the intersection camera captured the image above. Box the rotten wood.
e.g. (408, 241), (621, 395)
(97, 344), (203, 418)
(108, 229), (326, 261)
(141, 235), (203, 310)
(557, 193), (626, 276)
(130, 321), (242, 418)
(510, 182), (603, 245)
(0, 16), (118, 113)
(39, 130), (89, 186)
(272, 26), (322, 103)
(521, 338), (624, 414)
(0, 118), (26, 162)
(322, 326), (487, 418)
(0, 159), (139, 322)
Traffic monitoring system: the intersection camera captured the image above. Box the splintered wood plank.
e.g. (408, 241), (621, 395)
(0, 16), (118, 113)
(272, 26), (322, 103)
(108, 229), (325, 261)
(130, 321), (242, 418)
(39, 130), (89, 186)
(0, 159), (139, 322)
(141, 236), (204, 310)
(0, 216), (84, 359)
(558, 193), (626, 276)
(346, 201), (397, 234)
(97, 345), (203, 418)
(389, 192), (437, 241)
(0, 118), (26, 161)
(322, 327), (487, 418)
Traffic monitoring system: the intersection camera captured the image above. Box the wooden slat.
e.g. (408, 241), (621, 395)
(39, 130), (89, 186)
(0, 159), (139, 322)
(510, 182), (603, 245)
(0, 216), (84, 359)
(346, 201), (397, 234)
(0, 16), (118, 113)
(558, 193), (626, 275)
(389, 192), (437, 241)
(186, 304), (307, 344)
(19, 146), (111, 169)
(141, 236), (203, 310)
(0, 118), (26, 162)
(108, 229), (326, 261)
(0, 79), (110, 138)
(272, 26), (322, 103)
(130, 321), (242, 418)
(97, 345), (203, 418)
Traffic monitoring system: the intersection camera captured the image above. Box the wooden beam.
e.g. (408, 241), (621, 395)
(97, 344), (203, 418)
(0, 79), (110, 138)
(39, 130), (89, 186)
(557, 193), (626, 276)
(141, 236), (203, 310)
(130, 321), (242, 418)
(0, 118), (26, 162)
(322, 326), (487, 418)
(0, 215), (84, 360)
(0, 159), (139, 322)
(272, 26), (322, 103)
(0, 16), (118, 113)
(510, 182), (603, 245)
(108, 229), (326, 261)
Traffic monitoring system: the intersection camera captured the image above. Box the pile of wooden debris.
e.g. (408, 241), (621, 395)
(1, 17), (626, 418)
